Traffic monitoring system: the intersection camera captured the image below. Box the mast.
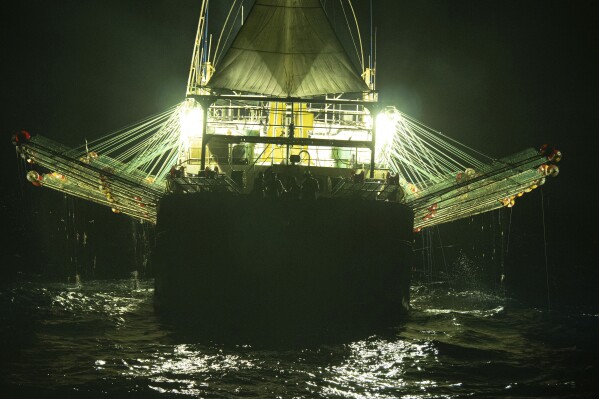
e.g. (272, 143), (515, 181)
(186, 0), (213, 96)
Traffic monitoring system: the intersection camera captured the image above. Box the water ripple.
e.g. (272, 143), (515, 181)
(1, 279), (597, 398)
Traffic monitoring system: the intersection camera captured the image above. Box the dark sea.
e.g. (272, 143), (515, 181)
(1, 276), (597, 399)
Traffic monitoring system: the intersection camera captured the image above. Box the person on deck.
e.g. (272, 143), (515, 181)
(301, 170), (319, 200)
(352, 169), (365, 183)
(284, 176), (301, 200)
(264, 169), (284, 199)
(252, 171), (265, 198)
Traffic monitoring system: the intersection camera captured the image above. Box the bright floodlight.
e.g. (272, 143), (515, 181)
(375, 109), (397, 165)
(179, 99), (203, 150)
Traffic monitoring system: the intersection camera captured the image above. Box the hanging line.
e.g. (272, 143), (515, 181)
(540, 187), (551, 311)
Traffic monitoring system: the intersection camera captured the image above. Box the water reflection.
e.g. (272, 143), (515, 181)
(323, 339), (435, 398)
(1, 279), (595, 397)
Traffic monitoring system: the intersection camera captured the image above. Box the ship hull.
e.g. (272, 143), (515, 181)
(153, 193), (414, 338)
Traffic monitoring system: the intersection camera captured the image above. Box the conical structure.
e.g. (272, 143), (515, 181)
(207, 0), (368, 97)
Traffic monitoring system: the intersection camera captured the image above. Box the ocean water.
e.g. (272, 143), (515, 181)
(1, 277), (597, 398)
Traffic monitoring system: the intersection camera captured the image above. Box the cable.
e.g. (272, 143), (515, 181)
(541, 188), (551, 311)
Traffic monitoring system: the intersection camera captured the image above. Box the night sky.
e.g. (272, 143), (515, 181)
(2, 1), (597, 308)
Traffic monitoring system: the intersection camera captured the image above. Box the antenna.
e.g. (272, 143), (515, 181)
(208, 34), (213, 63)
(374, 26), (377, 91)
(370, 0), (373, 74)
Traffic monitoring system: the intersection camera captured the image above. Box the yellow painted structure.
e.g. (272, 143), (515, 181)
(260, 102), (313, 165)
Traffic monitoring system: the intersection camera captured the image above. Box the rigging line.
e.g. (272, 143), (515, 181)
(187, 0), (207, 91)
(122, 111), (182, 166)
(139, 140), (178, 176)
(428, 230), (433, 282)
(204, 0), (209, 64)
(338, 1), (359, 68)
(103, 128), (157, 159)
(405, 135), (456, 177)
(389, 147), (432, 183)
(152, 146), (180, 182)
(506, 205), (512, 255)
(370, 0), (372, 72)
(75, 105), (180, 151)
(541, 187), (551, 311)
(392, 132), (437, 181)
(145, 126), (181, 173)
(139, 139), (179, 172)
(15, 150), (29, 211)
(499, 208), (506, 295)
(491, 211), (496, 287)
(405, 119), (485, 169)
(398, 117), (448, 174)
(397, 119), (444, 178)
(403, 132), (465, 172)
(400, 112), (495, 162)
(123, 123), (179, 166)
(411, 122), (484, 168)
(101, 109), (177, 155)
(212, 0), (234, 65)
(435, 225), (452, 290)
(392, 158), (426, 188)
(401, 114), (466, 160)
(77, 118), (176, 166)
(419, 230), (425, 281)
(394, 129), (436, 178)
(373, 25), (377, 89)
(214, 0), (243, 67)
(340, 0), (364, 70)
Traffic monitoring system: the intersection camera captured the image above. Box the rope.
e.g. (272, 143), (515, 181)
(499, 209), (506, 296)
(541, 188), (551, 311)
(339, 0), (364, 70)
(435, 225), (451, 289)
(214, 0), (243, 67)
(506, 207), (512, 256)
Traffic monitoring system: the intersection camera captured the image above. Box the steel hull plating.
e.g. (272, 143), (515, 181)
(153, 193), (414, 337)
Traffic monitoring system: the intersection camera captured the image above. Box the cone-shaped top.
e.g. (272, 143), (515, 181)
(207, 0), (369, 98)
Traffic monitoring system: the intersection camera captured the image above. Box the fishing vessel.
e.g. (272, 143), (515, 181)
(13, 0), (560, 334)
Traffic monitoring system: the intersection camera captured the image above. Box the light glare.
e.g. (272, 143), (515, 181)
(179, 100), (203, 151)
(375, 110), (398, 165)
